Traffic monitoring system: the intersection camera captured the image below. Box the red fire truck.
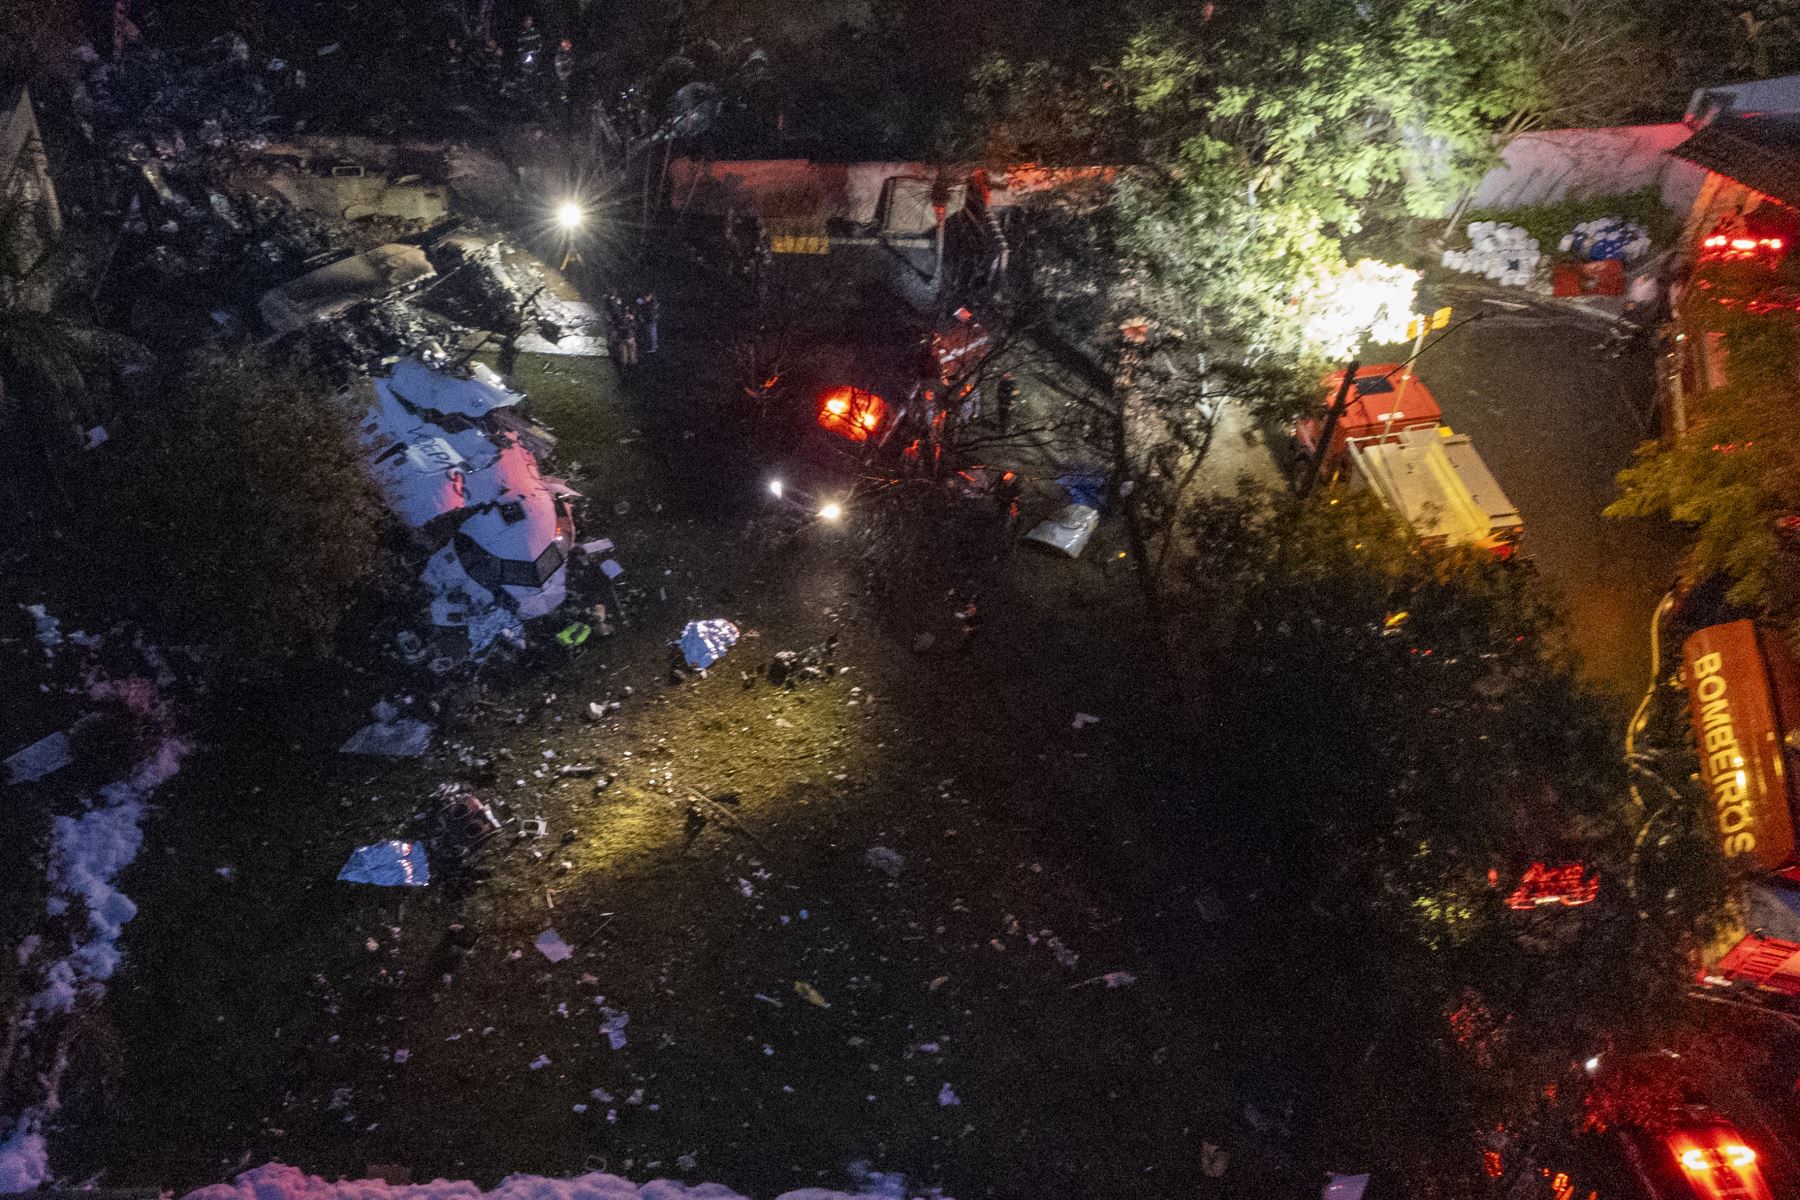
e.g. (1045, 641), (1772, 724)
(805, 308), (993, 465)
(1302, 364), (1523, 556)
(1298, 363), (1444, 469)
(1680, 621), (1800, 996)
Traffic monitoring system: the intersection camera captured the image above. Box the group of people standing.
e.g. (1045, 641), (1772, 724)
(442, 13), (578, 112)
(603, 292), (660, 366)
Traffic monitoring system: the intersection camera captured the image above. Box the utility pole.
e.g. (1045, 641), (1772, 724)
(1296, 359), (1358, 498)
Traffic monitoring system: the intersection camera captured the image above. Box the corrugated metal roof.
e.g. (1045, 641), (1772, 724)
(1671, 113), (1800, 209)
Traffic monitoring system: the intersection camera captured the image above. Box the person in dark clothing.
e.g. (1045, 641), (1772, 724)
(516, 15), (543, 70)
(997, 371), (1019, 435)
(636, 293), (660, 353)
(553, 38), (574, 103)
(619, 308), (639, 366)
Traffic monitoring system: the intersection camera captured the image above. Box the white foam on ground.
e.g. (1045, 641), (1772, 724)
(181, 1162), (947, 1200)
(0, 658), (190, 1194)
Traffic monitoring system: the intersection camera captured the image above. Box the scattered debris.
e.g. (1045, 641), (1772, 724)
(339, 702), (434, 757)
(599, 1007), (629, 1050)
(677, 619), (740, 669)
(1071, 971), (1139, 989)
(937, 1083), (961, 1107)
(1023, 504), (1101, 559)
(527, 1055), (551, 1071)
(1071, 712), (1101, 731)
(21, 604), (62, 656)
(260, 243), (436, 334)
(864, 846), (905, 878)
(337, 841), (430, 887)
(534, 929), (573, 963)
(5, 732), (73, 785)
(793, 981), (831, 1009)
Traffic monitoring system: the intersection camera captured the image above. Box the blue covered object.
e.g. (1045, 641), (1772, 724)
(338, 840), (430, 887)
(678, 619), (740, 669)
(1559, 217), (1651, 263)
(1057, 470), (1109, 511)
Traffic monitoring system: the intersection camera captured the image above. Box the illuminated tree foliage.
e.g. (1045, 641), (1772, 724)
(1607, 264), (1800, 645)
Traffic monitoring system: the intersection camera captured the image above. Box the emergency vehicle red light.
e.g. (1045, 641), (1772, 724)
(816, 387), (887, 443)
(1682, 1148), (1711, 1172)
(1726, 1144), (1756, 1168)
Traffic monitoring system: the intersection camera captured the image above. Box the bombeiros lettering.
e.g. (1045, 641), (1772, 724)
(1691, 651), (1756, 856)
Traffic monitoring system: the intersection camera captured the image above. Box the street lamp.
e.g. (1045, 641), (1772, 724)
(818, 502), (843, 522)
(556, 200), (585, 270)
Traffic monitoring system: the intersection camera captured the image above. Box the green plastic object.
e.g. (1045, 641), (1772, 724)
(555, 622), (592, 649)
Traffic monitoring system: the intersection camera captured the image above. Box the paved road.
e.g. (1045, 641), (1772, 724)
(1380, 309), (1684, 707)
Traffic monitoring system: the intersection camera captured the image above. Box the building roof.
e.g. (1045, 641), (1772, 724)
(1670, 113), (1800, 210)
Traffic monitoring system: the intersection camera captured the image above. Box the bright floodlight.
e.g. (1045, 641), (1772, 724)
(768, 479), (784, 498)
(1583, 1055), (1601, 1075)
(556, 200), (583, 231)
(818, 502), (843, 522)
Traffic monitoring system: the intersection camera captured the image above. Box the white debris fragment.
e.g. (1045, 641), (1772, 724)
(864, 846), (905, 878)
(938, 1082), (961, 1107)
(4, 732), (72, 784)
(599, 1008), (629, 1050)
(21, 604), (62, 655)
(534, 928), (574, 963)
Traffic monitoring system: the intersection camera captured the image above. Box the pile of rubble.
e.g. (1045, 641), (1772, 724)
(65, 31), (622, 666)
(353, 353), (581, 659)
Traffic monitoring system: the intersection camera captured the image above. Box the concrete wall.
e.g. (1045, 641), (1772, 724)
(1464, 124), (1707, 214)
(671, 159), (915, 225)
(670, 159), (1117, 229)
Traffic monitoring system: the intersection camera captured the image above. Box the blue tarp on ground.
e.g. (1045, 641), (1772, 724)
(338, 840), (430, 887)
(678, 619), (740, 669)
(1057, 470), (1108, 510)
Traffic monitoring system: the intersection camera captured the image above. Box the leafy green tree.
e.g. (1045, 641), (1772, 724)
(1165, 488), (1726, 1182)
(90, 351), (396, 663)
(1607, 269), (1800, 644)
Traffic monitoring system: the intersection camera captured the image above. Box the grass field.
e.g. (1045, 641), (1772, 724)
(54, 311), (1229, 1198)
